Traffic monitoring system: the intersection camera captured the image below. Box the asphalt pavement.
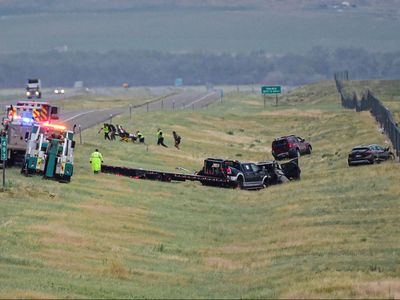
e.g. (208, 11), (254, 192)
(58, 90), (222, 132)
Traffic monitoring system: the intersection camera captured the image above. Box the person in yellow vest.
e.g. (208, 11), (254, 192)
(90, 149), (103, 174)
(136, 130), (145, 143)
(98, 123), (110, 140)
(157, 128), (168, 147)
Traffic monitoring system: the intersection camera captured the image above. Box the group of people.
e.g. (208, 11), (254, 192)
(156, 128), (182, 149)
(98, 123), (181, 149)
(91, 126), (182, 174)
(98, 123), (145, 143)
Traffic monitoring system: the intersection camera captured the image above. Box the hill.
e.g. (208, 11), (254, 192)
(0, 80), (399, 298)
(0, 0), (399, 54)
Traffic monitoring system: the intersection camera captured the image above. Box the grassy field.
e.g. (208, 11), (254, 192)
(342, 80), (400, 123)
(0, 81), (399, 298)
(1, 6), (400, 55)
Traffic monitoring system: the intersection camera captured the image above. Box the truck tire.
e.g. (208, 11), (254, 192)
(236, 176), (244, 189)
(278, 175), (289, 183)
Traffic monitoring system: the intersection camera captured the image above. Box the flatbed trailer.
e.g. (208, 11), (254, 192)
(101, 165), (237, 188)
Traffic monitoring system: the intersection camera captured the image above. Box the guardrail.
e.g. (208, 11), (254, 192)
(334, 73), (400, 158)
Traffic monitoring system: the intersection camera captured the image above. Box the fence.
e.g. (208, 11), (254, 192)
(334, 73), (400, 158)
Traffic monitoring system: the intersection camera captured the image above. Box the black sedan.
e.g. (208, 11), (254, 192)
(348, 144), (394, 166)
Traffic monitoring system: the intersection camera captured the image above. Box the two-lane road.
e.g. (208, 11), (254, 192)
(58, 90), (221, 131)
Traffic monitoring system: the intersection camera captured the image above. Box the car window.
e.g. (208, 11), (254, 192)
(243, 164), (252, 172)
(250, 164), (259, 172)
(273, 139), (287, 146)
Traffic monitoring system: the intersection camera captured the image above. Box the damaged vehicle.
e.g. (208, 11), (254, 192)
(196, 158), (301, 189)
(348, 144), (394, 166)
(257, 158), (301, 185)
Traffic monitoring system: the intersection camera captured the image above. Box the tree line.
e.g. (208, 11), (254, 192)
(0, 47), (399, 88)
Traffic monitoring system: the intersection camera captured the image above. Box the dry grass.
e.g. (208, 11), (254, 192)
(1, 81), (399, 298)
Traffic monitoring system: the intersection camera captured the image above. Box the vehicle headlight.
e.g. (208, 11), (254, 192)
(54, 89), (59, 94)
(35, 91), (39, 95)
(26, 91), (30, 96)
(60, 89), (65, 94)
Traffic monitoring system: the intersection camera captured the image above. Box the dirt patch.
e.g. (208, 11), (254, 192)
(201, 129), (254, 143)
(32, 223), (88, 247)
(160, 254), (189, 262)
(205, 256), (242, 270)
(259, 109), (325, 117)
(1, 290), (57, 299)
(245, 100), (263, 106)
(356, 280), (400, 299)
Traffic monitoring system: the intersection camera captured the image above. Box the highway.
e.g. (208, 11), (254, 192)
(1, 89), (222, 132)
(58, 90), (222, 131)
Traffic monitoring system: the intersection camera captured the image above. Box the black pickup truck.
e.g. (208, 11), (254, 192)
(197, 158), (301, 189)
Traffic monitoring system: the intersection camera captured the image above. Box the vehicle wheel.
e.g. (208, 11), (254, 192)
(370, 158), (375, 164)
(389, 152), (395, 160)
(236, 176), (244, 189)
(278, 175), (289, 183)
(262, 178), (269, 188)
(306, 146), (312, 154)
(296, 149), (301, 158)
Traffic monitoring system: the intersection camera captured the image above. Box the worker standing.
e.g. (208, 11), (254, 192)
(98, 123), (110, 140)
(137, 130), (145, 143)
(90, 149), (103, 174)
(173, 131), (181, 149)
(157, 128), (168, 147)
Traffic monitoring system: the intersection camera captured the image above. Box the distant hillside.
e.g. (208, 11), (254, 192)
(0, 0), (399, 14)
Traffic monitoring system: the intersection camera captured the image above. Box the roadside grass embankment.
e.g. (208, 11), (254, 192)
(342, 80), (400, 124)
(0, 80), (399, 298)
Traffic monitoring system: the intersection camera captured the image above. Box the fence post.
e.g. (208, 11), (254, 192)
(79, 125), (82, 145)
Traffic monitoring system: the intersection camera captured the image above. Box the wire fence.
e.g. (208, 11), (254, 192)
(334, 72), (400, 158)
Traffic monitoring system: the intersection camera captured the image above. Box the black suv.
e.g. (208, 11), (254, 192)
(197, 158), (269, 189)
(272, 135), (312, 160)
(348, 144), (394, 166)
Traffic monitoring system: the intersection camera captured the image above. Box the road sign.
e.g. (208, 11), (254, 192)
(1, 136), (7, 161)
(175, 78), (183, 87)
(261, 86), (282, 94)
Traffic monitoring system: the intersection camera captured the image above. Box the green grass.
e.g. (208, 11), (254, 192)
(1, 80), (399, 298)
(342, 80), (400, 124)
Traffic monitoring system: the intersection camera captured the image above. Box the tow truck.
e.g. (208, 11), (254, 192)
(2, 100), (59, 165)
(101, 158), (300, 190)
(22, 123), (75, 183)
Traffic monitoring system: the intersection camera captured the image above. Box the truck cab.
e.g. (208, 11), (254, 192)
(199, 158), (269, 189)
(3, 101), (60, 165)
(26, 78), (41, 99)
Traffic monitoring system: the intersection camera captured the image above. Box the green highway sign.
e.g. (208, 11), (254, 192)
(1, 136), (7, 161)
(261, 85), (282, 94)
(174, 78), (183, 87)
